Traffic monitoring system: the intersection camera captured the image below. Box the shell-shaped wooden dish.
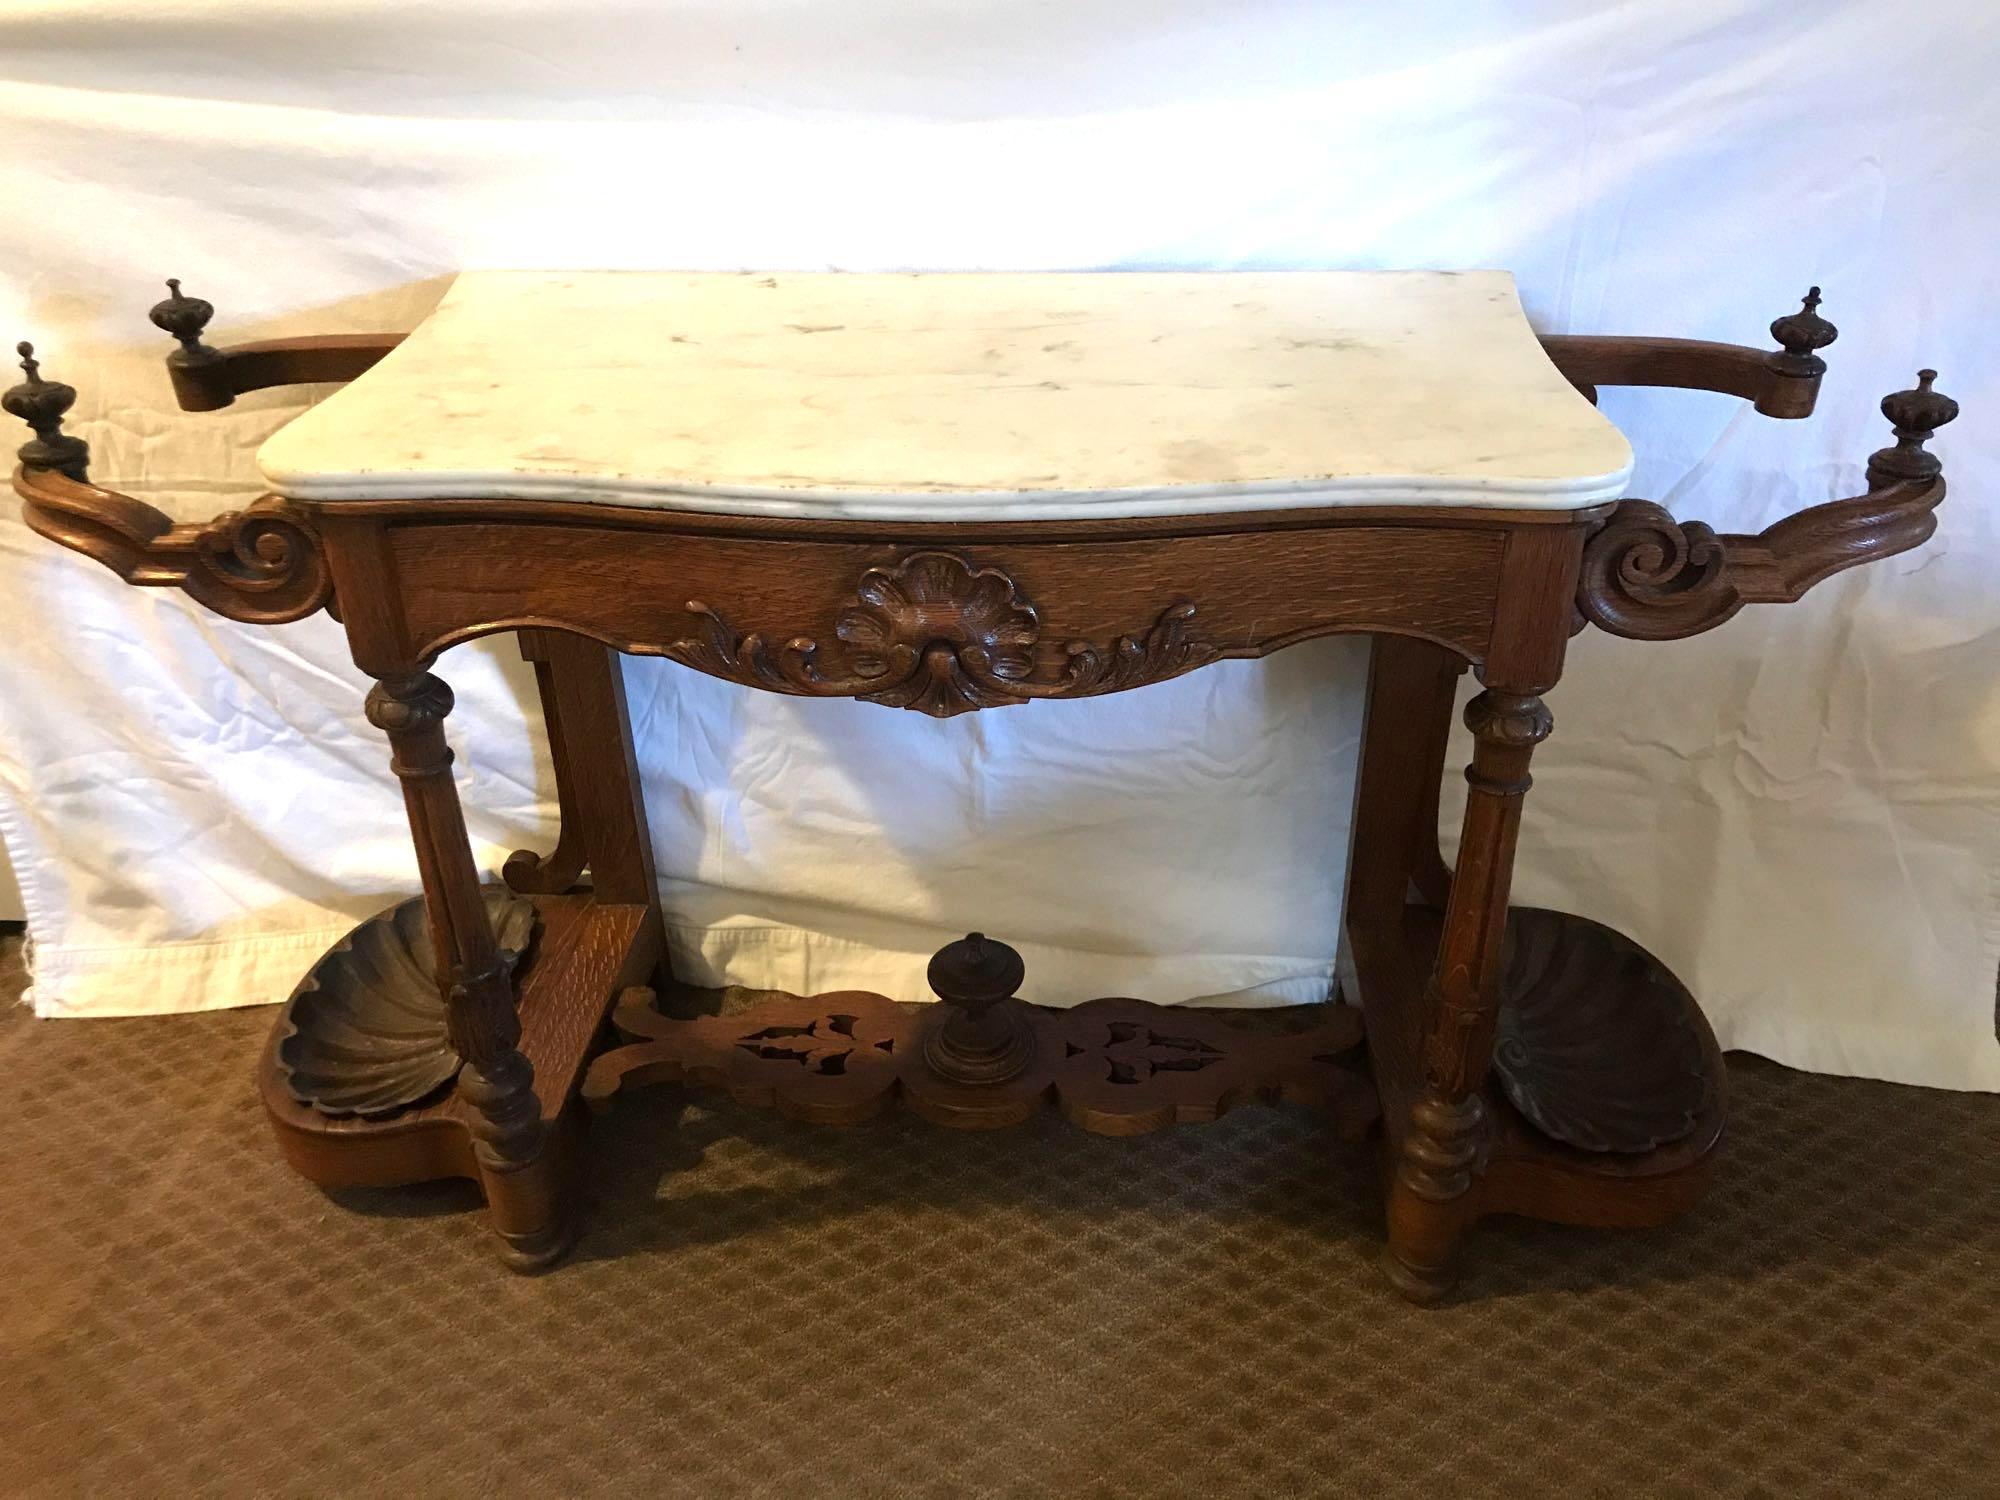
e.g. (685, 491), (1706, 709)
(1491, 907), (1707, 1154)
(275, 888), (538, 1118)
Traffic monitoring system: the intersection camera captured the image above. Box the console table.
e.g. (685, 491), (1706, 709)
(8, 270), (1955, 1301)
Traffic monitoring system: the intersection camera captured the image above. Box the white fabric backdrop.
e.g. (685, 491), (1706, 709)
(1, 0), (1995, 1090)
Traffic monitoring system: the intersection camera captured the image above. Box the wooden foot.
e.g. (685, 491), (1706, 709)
(479, 1113), (582, 1273)
(1378, 1244), (1456, 1307)
(487, 1176), (575, 1272)
(496, 1226), (574, 1274)
(1381, 1092), (1483, 1303)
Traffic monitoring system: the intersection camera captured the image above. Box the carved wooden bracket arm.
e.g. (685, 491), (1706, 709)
(7, 336), (333, 624)
(148, 278), (403, 411)
(13, 464), (332, 624)
(1577, 371), (1958, 642)
(1540, 286), (1838, 418)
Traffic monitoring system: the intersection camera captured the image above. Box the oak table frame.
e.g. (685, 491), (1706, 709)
(7, 279), (1956, 1301)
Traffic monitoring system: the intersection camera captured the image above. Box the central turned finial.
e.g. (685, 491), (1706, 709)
(923, 931), (1034, 1085)
(4, 339), (91, 483)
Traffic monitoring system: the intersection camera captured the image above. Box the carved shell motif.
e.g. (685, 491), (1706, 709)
(1490, 907), (1708, 1153)
(836, 553), (1040, 715)
(665, 549), (1220, 717)
(276, 888), (538, 1118)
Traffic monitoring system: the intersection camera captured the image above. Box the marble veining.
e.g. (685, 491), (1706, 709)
(257, 270), (1634, 519)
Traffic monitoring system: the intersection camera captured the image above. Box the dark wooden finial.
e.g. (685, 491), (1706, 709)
(928, 932), (1024, 1006)
(3, 340), (91, 482)
(149, 277), (222, 365)
(1767, 284), (1838, 375)
(1868, 369), (1959, 486)
(922, 931), (1034, 1085)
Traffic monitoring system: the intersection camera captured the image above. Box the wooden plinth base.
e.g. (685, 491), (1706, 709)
(582, 988), (1381, 1138)
(257, 897), (1722, 1291)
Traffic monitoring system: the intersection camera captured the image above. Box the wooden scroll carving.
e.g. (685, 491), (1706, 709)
(666, 549), (1220, 716)
(16, 467), (333, 625)
(1577, 371), (1957, 641)
(583, 987), (1380, 1138)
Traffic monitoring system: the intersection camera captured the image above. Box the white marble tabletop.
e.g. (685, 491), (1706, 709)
(258, 270), (1633, 521)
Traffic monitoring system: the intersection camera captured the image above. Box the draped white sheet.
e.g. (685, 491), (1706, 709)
(1, 0), (1995, 1090)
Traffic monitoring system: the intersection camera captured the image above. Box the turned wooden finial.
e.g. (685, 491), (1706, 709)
(923, 931), (1034, 1085)
(1767, 285), (1838, 375)
(3, 340), (91, 482)
(928, 932), (1025, 1006)
(149, 277), (221, 364)
(1868, 369), (1959, 487)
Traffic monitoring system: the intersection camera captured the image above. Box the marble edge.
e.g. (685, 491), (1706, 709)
(258, 266), (1636, 518)
(258, 464), (1635, 516)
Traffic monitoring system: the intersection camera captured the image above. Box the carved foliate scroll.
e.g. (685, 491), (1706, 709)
(664, 549), (1220, 715)
(15, 467), (334, 626)
(1577, 371), (1956, 642)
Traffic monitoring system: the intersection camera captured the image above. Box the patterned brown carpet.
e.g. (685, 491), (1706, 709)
(2, 930), (1995, 1499)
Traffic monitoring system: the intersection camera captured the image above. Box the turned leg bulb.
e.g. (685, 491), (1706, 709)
(922, 931), (1036, 1085)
